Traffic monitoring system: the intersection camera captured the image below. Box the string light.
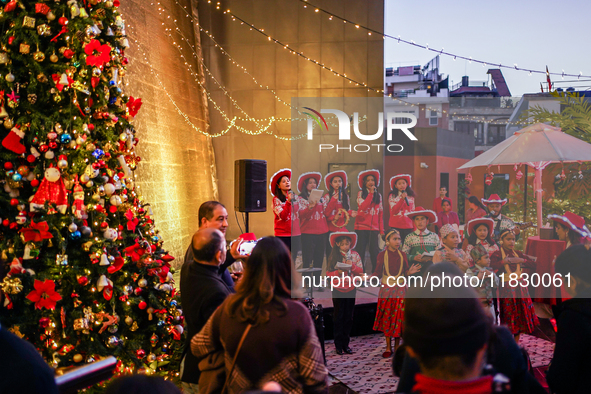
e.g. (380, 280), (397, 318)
(294, 0), (591, 80)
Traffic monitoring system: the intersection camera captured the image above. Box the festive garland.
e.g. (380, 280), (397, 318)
(331, 208), (350, 228)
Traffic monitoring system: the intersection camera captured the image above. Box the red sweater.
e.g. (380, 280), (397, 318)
(323, 193), (353, 233)
(297, 196), (329, 235)
(272, 196), (301, 237)
(326, 250), (364, 292)
(388, 193), (415, 229)
(354, 191), (384, 233)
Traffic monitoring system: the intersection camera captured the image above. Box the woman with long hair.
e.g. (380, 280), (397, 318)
(297, 172), (329, 286)
(388, 174), (416, 245)
(270, 169), (301, 255)
(323, 170), (357, 256)
(354, 169), (384, 273)
(191, 237), (328, 393)
(465, 195), (488, 223)
(464, 218), (499, 260)
(548, 211), (589, 249)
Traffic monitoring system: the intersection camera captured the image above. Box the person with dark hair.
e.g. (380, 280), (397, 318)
(388, 174), (416, 246)
(548, 211), (589, 249)
(180, 228), (234, 391)
(323, 170), (357, 256)
(466, 196), (488, 223)
(270, 168), (301, 254)
(464, 218), (499, 262)
(396, 263), (546, 394)
(432, 186), (452, 214)
(105, 374), (181, 394)
(401, 262), (493, 394)
(435, 199), (459, 234)
(490, 229), (539, 342)
(0, 323), (59, 394)
(547, 245), (591, 394)
(433, 224), (470, 273)
(466, 244), (499, 322)
(402, 208), (440, 279)
(297, 172), (329, 286)
(354, 169), (384, 273)
(182, 201), (248, 289)
(192, 237), (328, 394)
(326, 232), (363, 355)
(372, 229), (420, 358)
(482, 194), (520, 243)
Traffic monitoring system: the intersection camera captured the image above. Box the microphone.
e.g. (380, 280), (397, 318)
(338, 186), (342, 203)
(405, 196), (410, 206)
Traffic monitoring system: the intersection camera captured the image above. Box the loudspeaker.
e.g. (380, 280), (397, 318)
(235, 159), (267, 212)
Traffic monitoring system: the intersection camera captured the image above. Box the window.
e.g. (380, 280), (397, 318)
(454, 121), (472, 133)
(488, 125), (506, 144)
(474, 125), (484, 145)
(394, 110), (415, 125)
(429, 110), (438, 126)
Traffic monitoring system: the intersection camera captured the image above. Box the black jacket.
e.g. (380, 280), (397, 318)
(547, 288), (591, 394)
(184, 245), (236, 288)
(180, 260), (233, 383)
(0, 325), (59, 394)
(396, 325), (545, 394)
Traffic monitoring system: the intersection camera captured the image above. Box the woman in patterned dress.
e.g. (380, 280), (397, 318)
(372, 229), (420, 357)
(490, 229), (539, 342)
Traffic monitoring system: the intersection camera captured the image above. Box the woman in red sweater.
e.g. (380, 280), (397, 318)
(326, 232), (363, 355)
(297, 172), (329, 286)
(388, 174), (416, 246)
(270, 168), (301, 254)
(323, 170), (357, 257)
(354, 169), (384, 273)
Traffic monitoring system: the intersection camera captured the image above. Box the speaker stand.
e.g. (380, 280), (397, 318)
(245, 212), (250, 233)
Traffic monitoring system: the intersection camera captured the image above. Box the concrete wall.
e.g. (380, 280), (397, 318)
(198, 0), (385, 240)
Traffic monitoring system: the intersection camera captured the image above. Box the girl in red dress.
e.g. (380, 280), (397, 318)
(372, 229), (419, 357)
(323, 171), (357, 255)
(490, 229), (539, 342)
(387, 174), (416, 246)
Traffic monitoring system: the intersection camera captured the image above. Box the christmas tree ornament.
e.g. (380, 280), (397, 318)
(27, 94), (37, 104)
(77, 276), (88, 286)
(16, 165), (28, 176)
(30, 166), (68, 214)
(26, 279), (62, 310)
(130, 321), (139, 331)
(109, 195), (122, 206)
(99, 253), (110, 266)
(49, 53), (58, 62)
(72, 354), (83, 363)
(68, 223), (77, 232)
(138, 301), (147, 310)
(5, 72), (15, 82)
(33, 50), (45, 62)
(56, 254), (68, 266)
(57, 155), (68, 168)
(1, 276), (23, 294)
(136, 349), (145, 359)
(138, 278), (147, 288)
(3, 118), (13, 128)
(58, 17), (68, 26)
(106, 336), (120, 348)
(2, 126), (25, 154)
(15, 211), (26, 225)
(108, 325), (118, 333)
(45, 150), (55, 160)
(69, 231), (81, 240)
(37, 24), (51, 36)
(125, 316), (133, 325)
(0, 52), (8, 64)
(59, 133), (72, 144)
(23, 16), (36, 28)
(19, 43), (30, 54)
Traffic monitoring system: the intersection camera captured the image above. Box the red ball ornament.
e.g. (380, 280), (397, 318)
(87, 124), (95, 132)
(134, 287), (142, 296)
(39, 317), (51, 328)
(136, 349), (145, 359)
(49, 141), (58, 150)
(100, 222), (109, 230)
(138, 301), (147, 310)
(58, 17), (68, 26)
(26, 155), (36, 163)
(2, 219), (9, 226)
(17, 165), (29, 176)
(77, 276), (89, 286)
(31, 179), (40, 187)
(8, 36), (14, 45)
(4, 162), (13, 170)
(10, 198), (19, 206)
(39, 144), (49, 153)
(63, 48), (74, 59)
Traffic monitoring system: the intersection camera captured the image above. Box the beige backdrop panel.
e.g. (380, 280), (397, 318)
(198, 0), (385, 240)
(121, 0), (217, 264)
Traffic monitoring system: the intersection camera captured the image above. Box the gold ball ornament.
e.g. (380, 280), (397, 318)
(33, 51), (45, 62)
(147, 353), (156, 363)
(50, 54), (58, 63)
(53, 94), (62, 103)
(73, 354), (83, 363)
(4, 118), (13, 129)
(5, 73), (15, 82)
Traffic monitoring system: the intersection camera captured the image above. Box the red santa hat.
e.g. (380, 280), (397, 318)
(405, 207), (437, 224)
(325, 170), (347, 191)
(297, 172), (322, 194)
(548, 211), (590, 237)
(269, 168), (291, 197)
(329, 231), (357, 249)
(467, 218), (495, 236)
(481, 194), (507, 206)
(389, 174), (412, 190)
(358, 169), (380, 189)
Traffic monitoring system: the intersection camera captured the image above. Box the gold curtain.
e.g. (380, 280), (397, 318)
(120, 0), (217, 264)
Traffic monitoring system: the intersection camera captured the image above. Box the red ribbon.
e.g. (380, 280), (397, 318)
(125, 209), (139, 231)
(19, 221), (53, 242)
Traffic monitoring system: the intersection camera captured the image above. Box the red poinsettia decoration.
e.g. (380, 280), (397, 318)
(26, 279), (62, 310)
(84, 39), (112, 67)
(125, 209), (139, 231)
(126, 97), (142, 117)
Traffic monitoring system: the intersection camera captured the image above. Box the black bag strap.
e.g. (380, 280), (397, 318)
(221, 323), (252, 393)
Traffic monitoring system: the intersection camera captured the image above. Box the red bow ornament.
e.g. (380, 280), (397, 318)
(19, 221), (54, 243)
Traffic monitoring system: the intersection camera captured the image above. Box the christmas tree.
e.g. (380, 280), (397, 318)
(0, 0), (184, 386)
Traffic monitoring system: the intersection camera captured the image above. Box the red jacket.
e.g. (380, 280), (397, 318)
(354, 191), (384, 233)
(272, 196), (301, 237)
(298, 196), (329, 235)
(323, 193), (353, 233)
(388, 193), (415, 229)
